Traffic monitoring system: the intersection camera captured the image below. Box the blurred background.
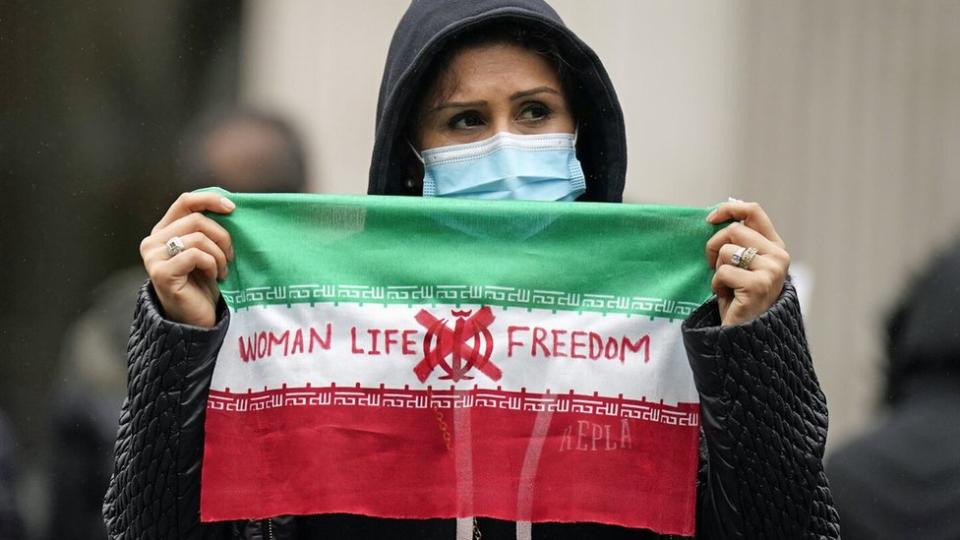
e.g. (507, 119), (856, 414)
(2, 0), (958, 537)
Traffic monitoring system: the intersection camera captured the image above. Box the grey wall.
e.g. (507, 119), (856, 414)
(735, 0), (960, 443)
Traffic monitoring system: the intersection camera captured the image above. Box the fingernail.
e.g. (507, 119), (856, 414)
(727, 196), (743, 203)
(221, 197), (236, 211)
(705, 210), (717, 222)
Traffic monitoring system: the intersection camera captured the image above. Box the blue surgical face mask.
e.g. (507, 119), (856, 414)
(413, 131), (586, 201)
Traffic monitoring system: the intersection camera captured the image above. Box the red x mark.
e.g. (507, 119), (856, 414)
(413, 306), (501, 382)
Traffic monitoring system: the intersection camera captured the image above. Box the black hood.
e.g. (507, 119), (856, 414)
(368, 0), (627, 202)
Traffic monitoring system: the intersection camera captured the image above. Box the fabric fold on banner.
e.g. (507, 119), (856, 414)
(199, 189), (718, 536)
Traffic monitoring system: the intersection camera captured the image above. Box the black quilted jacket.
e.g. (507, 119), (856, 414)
(102, 281), (839, 539)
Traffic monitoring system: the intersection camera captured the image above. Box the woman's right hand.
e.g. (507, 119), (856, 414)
(139, 192), (236, 328)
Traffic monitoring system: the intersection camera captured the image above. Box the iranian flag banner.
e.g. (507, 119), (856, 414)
(199, 189), (717, 536)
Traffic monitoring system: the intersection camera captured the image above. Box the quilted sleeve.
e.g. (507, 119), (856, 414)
(102, 282), (230, 540)
(681, 282), (840, 539)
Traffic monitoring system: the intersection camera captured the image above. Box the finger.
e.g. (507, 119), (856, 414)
(706, 201), (783, 245)
(715, 243), (782, 272)
(716, 243), (758, 270)
(711, 265), (758, 326)
(706, 223), (788, 269)
(712, 264), (744, 300)
(154, 213), (234, 261)
(712, 262), (754, 291)
(153, 192), (236, 232)
(145, 232), (229, 280)
(716, 243), (742, 270)
(155, 247), (219, 286)
(712, 263), (781, 300)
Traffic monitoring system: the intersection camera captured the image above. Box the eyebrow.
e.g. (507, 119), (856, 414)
(509, 86), (561, 100)
(428, 86), (561, 114)
(429, 100), (485, 114)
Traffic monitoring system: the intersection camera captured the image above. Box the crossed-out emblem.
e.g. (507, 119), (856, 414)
(413, 306), (502, 383)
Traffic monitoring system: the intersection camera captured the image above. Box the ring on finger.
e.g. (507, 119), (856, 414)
(731, 246), (759, 269)
(165, 236), (185, 257)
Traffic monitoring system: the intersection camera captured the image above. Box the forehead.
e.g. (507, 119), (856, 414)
(432, 43), (562, 102)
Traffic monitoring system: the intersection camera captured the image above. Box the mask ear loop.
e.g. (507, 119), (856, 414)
(405, 139), (426, 193)
(407, 139), (425, 164)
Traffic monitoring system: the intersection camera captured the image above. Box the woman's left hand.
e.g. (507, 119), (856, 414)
(705, 201), (791, 326)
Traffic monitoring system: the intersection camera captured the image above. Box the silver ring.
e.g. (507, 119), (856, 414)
(731, 246), (758, 269)
(165, 236), (185, 258)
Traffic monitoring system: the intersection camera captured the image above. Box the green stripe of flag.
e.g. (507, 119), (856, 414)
(202, 188), (720, 319)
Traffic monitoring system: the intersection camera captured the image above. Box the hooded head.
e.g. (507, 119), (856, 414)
(368, 0), (626, 202)
(883, 235), (960, 405)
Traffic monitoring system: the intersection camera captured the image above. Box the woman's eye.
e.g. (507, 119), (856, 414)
(519, 103), (551, 122)
(449, 112), (485, 130)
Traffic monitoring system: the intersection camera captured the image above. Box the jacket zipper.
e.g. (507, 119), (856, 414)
(260, 518), (274, 540)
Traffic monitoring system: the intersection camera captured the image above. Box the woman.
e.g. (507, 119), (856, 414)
(104, 1), (840, 538)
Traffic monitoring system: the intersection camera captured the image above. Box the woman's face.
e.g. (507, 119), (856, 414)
(416, 43), (575, 151)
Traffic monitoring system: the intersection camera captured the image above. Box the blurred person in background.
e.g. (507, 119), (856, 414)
(827, 235), (960, 540)
(47, 108), (307, 540)
(177, 108), (308, 196)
